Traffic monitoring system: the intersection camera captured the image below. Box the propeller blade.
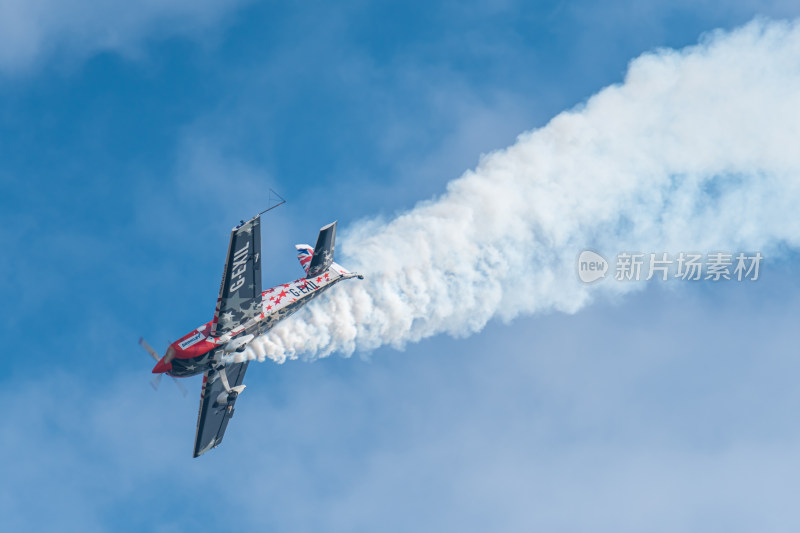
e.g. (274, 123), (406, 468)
(142, 338), (186, 397)
(171, 376), (189, 397)
(139, 337), (161, 362)
(150, 373), (163, 391)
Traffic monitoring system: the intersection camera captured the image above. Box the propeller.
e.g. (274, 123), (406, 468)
(139, 337), (188, 397)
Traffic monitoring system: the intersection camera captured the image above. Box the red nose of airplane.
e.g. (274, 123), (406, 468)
(152, 359), (173, 374)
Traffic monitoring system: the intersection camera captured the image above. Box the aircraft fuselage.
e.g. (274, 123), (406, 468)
(157, 267), (356, 378)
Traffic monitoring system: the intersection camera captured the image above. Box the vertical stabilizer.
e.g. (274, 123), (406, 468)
(306, 222), (336, 278)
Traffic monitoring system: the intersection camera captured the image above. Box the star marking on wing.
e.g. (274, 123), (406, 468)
(225, 292), (248, 313)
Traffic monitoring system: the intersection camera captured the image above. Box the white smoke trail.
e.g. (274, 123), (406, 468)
(248, 18), (800, 363)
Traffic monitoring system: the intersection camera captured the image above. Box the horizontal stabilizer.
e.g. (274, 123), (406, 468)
(295, 244), (314, 274)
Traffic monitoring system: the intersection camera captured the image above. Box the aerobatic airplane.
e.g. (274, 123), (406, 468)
(140, 210), (363, 457)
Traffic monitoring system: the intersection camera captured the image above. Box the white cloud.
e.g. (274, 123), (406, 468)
(0, 0), (250, 74)
(246, 18), (800, 361)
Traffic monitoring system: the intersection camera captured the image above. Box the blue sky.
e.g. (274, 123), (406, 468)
(3, 1), (800, 531)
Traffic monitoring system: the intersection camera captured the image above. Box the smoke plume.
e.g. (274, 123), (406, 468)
(246, 18), (800, 363)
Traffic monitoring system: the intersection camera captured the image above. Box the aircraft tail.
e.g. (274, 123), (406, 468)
(306, 221), (336, 278)
(296, 221), (364, 280)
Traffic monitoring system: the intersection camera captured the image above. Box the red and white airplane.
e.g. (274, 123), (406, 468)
(140, 212), (362, 457)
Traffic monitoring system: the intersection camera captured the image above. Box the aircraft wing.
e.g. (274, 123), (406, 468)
(193, 362), (250, 457)
(211, 216), (263, 337)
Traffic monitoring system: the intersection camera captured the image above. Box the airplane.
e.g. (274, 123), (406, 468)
(140, 210), (363, 457)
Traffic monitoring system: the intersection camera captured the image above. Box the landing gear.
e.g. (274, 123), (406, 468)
(212, 364), (246, 414)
